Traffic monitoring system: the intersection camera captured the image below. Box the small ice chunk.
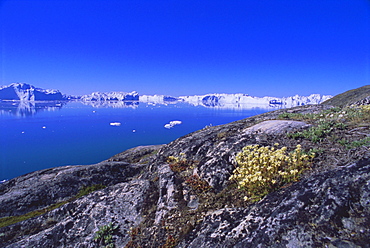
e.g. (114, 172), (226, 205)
(170, 120), (182, 125)
(132, 130), (136, 132)
(164, 120), (182, 129)
(110, 122), (121, 126)
(42, 126), (46, 129)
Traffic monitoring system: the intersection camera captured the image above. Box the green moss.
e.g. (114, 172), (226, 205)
(75, 184), (106, 199)
(0, 201), (67, 229)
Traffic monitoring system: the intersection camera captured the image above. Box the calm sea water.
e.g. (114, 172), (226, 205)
(0, 101), (277, 181)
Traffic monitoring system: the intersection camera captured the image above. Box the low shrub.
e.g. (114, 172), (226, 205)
(288, 120), (346, 142)
(185, 175), (211, 193)
(167, 153), (196, 173)
(339, 137), (370, 149)
(160, 234), (177, 248)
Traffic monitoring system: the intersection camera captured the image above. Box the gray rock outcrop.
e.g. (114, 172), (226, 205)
(5, 180), (151, 248)
(179, 157), (370, 248)
(0, 161), (144, 218)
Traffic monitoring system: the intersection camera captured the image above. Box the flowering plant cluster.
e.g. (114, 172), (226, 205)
(360, 104), (370, 112)
(167, 153), (189, 173)
(230, 144), (313, 201)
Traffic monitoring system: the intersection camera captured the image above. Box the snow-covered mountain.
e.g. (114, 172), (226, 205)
(80, 91), (139, 101)
(0, 83), (67, 101)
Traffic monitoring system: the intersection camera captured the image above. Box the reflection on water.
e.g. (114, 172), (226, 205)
(81, 101), (139, 109)
(0, 99), (287, 117)
(0, 101), (67, 117)
(0, 100), (285, 180)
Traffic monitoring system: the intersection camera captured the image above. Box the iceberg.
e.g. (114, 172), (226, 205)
(109, 122), (121, 126)
(164, 120), (182, 129)
(140, 95), (180, 104)
(80, 91), (139, 102)
(178, 93), (332, 109)
(0, 83), (67, 101)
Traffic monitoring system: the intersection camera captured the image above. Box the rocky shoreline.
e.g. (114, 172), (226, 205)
(1, 87), (370, 247)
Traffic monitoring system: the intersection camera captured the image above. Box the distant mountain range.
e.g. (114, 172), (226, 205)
(0, 83), (332, 107)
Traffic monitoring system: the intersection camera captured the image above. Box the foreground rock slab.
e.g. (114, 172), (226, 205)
(179, 157), (370, 248)
(5, 180), (150, 248)
(244, 120), (310, 135)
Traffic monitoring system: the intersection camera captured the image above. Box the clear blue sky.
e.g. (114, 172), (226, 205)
(1, 0), (369, 97)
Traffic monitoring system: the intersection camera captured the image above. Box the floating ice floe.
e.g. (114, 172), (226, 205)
(110, 122), (121, 126)
(164, 120), (182, 129)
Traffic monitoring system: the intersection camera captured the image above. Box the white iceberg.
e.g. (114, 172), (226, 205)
(110, 122), (121, 126)
(164, 120), (182, 129)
